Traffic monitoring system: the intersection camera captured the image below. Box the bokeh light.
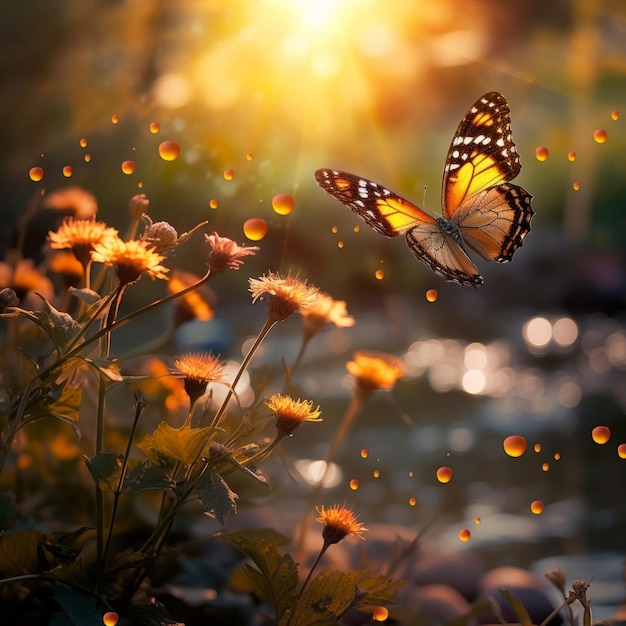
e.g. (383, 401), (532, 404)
(159, 140), (181, 161)
(425, 288), (438, 302)
(535, 146), (549, 161)
(121, 160), (135, 175)
(243, 218), (268, 241)
(591, 426), (610, 444)
(530, 500), (544, 515)
(272, 193), (295, 215)
(224, 168), (234, 180)
(503, 435), (527, 458)
(372, 606), (389, 622)
(62, 165), (73, 177)
(29, 166), (44, 182)
(459, 528), (471, 542)
(593, 128), (607, 143)
(436, 466), (453, 483)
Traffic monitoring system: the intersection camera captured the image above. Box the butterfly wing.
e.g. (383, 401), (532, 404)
(314, 169), (436, 237)
(442, 91), (533, 263)
(315, 168), (483, 286)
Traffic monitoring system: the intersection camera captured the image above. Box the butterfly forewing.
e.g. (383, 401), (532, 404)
(442, 92), (522, 219)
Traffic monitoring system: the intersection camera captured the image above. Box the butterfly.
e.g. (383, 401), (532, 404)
(315, 92), (534, 287)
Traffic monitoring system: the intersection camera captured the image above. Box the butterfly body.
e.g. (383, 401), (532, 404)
(315, 92), (534, 287)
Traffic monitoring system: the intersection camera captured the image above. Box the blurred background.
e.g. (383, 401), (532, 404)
(1, 0), (625, 615)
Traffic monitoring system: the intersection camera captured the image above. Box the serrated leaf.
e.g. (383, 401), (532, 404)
(195, 470), (238, 523)
(138, 421), (214, 466)
(217, 529), (297, 624)
(86, 453), (171, 494)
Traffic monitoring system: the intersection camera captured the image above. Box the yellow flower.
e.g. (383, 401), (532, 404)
(91, 237), (168, 286)
(0, 257), (54, 309)
(300, 292), (355, 338)
(346, 350), (404, 397)
(174, 352), (225, 405)
(43, 187), (98, 219)
(316, 504), (367, 544)
(249, 271), (320, 322)
(266, 394), (322, 437)
(204, 232), (260, 273)
(48, 217), (119, 267)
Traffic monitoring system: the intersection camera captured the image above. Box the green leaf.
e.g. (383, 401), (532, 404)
(500, 588), (533, 626)
(86, 453), (171, 494)
(138, 421), (214, 466)
(194, 470), (238, 523)
(217, 529), (297, 624)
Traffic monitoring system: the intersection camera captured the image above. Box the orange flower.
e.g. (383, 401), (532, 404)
(266, 394), (322, 437)
(204, 232), (260, 272)
(91, 237), (168, 286)
(249, 272), (320, 322)
(300, 292), (355, 338)
(43, 187), (98, 219)
(48, 217), (119, 267)
(346, 350), (404, 397)
(0, 257), (55, 308)
(168, 270), (215, 324)
(316, 504), (367, 545)
(174, 352), (224, 405)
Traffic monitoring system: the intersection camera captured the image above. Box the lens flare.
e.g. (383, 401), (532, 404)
(243, 218), (268, 241)
(503, 435), (527, 458)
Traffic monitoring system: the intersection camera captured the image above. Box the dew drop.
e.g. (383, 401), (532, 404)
(223, 168), (234, 180)
(79, 137), (88, 148)
(542, 462), (550, 472)
(372, 606), (389, 622)
(591, 425), (610, 444)
(84, 154), (91, 163)
(425, 288), (438, 302)
(530, 500), (544, 515)
(209, 198), (219, 209)
(567, 151), (576, 162)
(459, 528), (471, 542)
(62, 166), (73, 178)
(111, 114), (119, 124)
(360, 448), (369, 459)
(436, 466), (453, 484)
(618, 443), (626, 459)
(246, 152), (253, 160)
(534, 443), (542, 453)
(503, 435), (527, 458)
(573, 182), (580, 191)
(159, 140), (181, 161)
(535, 146), (549, 161)
(593, 128), (607, 143)
(121, 160), (135, 175)
(149, 121), (160, 134)
(243, 218), (268, 241)
(337, 241), (344, 249)
(375, 269), (385, 280)
(349, 479), (359, 491)
(409, 497), (417, 507)
(272, 193), (295, 215)
(103, 613), (119, 626)
(611, 110), (619, 121)
(29, 167), (44, 182)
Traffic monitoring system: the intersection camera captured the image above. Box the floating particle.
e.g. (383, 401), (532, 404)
(593, 129), (607, 143)
(159, 141), (181, 161)
(209, 198), (219, 209)
(425, 289), (438, 303)
(29, 167), (44, 182)
(375, 269), (384, 280)
(372, 606), (389, 622)
(360, 448), (369, 459)
(331, 225), (338, 234)
(373, 469), (380, 478)
(349, 479), (359, 491)
(84, 154), (91, 163)
(409, 497), (417, 507)
(534, 443), (542, 453)
(121, 160), (135, 175)
(103, 613), (119, 626)
(475, 517), (481, 525)
(436, 466), (453, 484)
(530, 500), (544, 515)
(503, 435), (527, 458)
(459, 528), (471, 542)
(79, 137), (88, 148)
(223, 168), (234, 180)
(111, 115), (119, 124)
(137, 181), (143, 189)
(408, 470), (414, 477)
(591, 425), (610, 444)
(149, 121), (160, 134)
(535, 146), (549, 161)
(573, 182), (580, 191)
(353, 225), (360, 233)
(554, 452), (561, 461)
(246, 152), (253, 160)
(243, 218), (268, 241)
(618, 443), (626, 459)
(611, 110), (619, 121)
(62, 166), (73, 178)
(272, 193), (295, 215)
(542, 462), (550, 472)
(337, 241), (344, 249)
(567, 151), (576, 162)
